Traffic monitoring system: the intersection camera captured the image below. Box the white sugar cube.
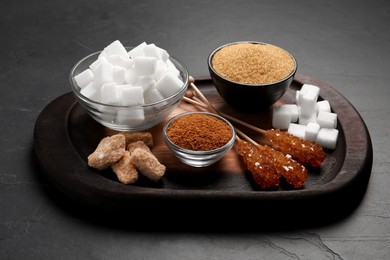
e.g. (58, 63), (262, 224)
(298, 84), (320, 116)
(107, 55), (133, 69)
(299, 84), (320, 100)
(155, 71), (184, 98)
(154, 60), (169, 81)
(300, 92), (319, 117)
(143, 43), (169, 62)
(116, 108), (145, 125)
(103, 40), (128, 57)
(317, 111), (337, 128)
(128, 42), (147, 58)
(144, 88), (164, 104)
(317, 100), (331, 113)
(298, 110), (317, 125)
(98, 50), (108, 59)
(118, 85), (144, 106)
(100, 82), (120, 105)
(93, 61), (114, 86)
(316, 128), (339, 149)
(282, 104), (298, 122)
(287, 123), (306, 140)
(80, 81), (99, 101)
(124, 69), (138, 85)
(89, 56), (108, 71)
(113, 66), (126, 84)
(135, 76), (156, 92)
(133, 57), (158, 76)
(295, 90), (301, 105)
(74, 68), (94, 89)
(305, 122), (321, 142)
(272, 106), (292, 130)
(166, 59), (181, 77)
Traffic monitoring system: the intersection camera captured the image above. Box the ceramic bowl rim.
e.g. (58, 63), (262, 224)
(207, 41), (297, 87)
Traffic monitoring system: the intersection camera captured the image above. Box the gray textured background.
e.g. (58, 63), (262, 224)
(1, 0), (389, 259)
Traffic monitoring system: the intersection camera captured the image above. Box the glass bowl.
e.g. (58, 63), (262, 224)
(69, 47), (189, 132)
(162, 111), (236, 167)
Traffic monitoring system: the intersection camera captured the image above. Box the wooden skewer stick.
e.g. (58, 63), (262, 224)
(187, 76), (266, 135)
(185, 76), (263, 147)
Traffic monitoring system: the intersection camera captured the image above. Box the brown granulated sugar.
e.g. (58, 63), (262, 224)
(166, 113), (232, 151)
(211, 42), (295, 85)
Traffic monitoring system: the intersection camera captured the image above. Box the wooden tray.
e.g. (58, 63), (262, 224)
(33, 74), (373, 223)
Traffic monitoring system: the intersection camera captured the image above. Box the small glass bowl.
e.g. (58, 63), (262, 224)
(162, 111), (236, 167)
(69, 47), (189, 132)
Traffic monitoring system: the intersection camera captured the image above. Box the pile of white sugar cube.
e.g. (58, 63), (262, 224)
(272, 84), (339, 149)
(73, 40), (185, 106)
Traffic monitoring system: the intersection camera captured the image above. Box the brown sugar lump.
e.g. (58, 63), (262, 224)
(111, 151), (138, 185)
(127, 140), (152, 154)
(211, 42), (295, 85)
(121, 131), (154, 148)
(87, 134), (126, 170)
(131, 148), (166, 182)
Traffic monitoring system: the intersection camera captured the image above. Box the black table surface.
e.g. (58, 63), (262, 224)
(1, 0), (389, 259)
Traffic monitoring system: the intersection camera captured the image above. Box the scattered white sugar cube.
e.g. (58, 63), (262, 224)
(305, 122), (321, 142)
(107, 55), (133, 69)
(93, 61), (114, 86)
(89, 56), (108, 71)
(100, 83), (120, 105)
(133, 57), (158, 76)
(284, 104), (299, 122)
(299, 84), (320, 100)
(74, 68), (94, 89)
(287, 123), (306, 140)
(317, 111), (337, 128)
(295, 90), (301, 105)
(135, 76), (156, 92)
(113, 66), (126, 84)
(80, 81), (99, 101)
(298, 110), (317, 125)
(118, 85), (144, 106)
(272, 106), (292, 130)
(144, 87), (165, 104)
(317, 100), (331, 113)
(316, 128), (339, 149)
(116, 108), (145, 125)
(155, 71), (184, 98)
(128, 42), (147, 58)
(269, 81), (338, 149)
(103, 40), (128, 57)
(300, 91), (319, 117)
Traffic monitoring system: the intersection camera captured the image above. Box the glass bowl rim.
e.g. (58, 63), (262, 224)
(163, 111), (237, 155)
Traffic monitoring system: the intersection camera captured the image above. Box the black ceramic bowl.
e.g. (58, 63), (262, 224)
(208, 41), (297, 111)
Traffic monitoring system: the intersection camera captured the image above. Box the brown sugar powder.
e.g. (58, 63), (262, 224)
(211, 42), (295, 85)
(166, 113), (232, 151)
